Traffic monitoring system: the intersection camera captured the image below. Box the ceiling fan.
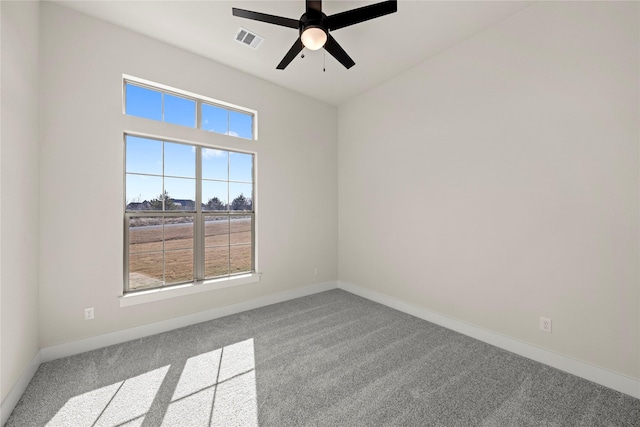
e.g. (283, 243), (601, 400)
(232, 0), (398, 70)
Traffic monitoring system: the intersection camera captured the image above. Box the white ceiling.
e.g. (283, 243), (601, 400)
(54, 0), (534, 105)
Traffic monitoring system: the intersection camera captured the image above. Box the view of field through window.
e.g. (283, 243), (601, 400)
(128, 216), (252, 290)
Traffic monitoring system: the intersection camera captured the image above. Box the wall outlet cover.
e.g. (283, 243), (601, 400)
(540, 317), (552, 333)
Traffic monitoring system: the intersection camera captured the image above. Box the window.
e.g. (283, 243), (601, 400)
(123, 78), (256, 295)
(124, 80), (255, 140)
(125, 136), (255, 292)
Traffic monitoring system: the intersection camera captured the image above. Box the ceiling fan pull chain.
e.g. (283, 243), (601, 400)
(323, 50), (326, 72)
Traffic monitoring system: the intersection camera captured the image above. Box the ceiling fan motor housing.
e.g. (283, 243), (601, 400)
(299, 12), (328, 36)
(299, 11), (328, 50)
(300, 11), (326, 30)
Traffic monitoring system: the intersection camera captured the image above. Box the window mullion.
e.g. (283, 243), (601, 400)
(161, 141), (166, 285)
(227, 154), (231, 276)
(195, 147), (204, 280)
(195, 98), (203, 282)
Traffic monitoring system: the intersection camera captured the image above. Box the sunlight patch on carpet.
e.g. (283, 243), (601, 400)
(46, 365), (170, 427)
(162, 338), (257, 426)
(44, 339), (257, 426)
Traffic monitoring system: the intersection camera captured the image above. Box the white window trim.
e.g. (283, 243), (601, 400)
(122, 76), (260, 305)
(119, 273), (261, 307)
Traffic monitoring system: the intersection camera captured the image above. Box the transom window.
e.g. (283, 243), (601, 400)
(124, 78), (255, 140)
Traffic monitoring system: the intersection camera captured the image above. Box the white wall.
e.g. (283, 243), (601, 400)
(38, 2), (338, 348)
(339, 1), (639, 379)
(0, 0), (40, 402)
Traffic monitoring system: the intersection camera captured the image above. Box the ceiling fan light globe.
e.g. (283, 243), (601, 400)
(301, 27), (327, 50)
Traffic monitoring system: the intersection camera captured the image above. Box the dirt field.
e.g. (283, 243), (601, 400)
(129, 216), (252, 290)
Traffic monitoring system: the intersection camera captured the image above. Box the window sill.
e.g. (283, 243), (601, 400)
(119, 273), (261, 307)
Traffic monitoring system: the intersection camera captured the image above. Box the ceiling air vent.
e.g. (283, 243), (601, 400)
(235, 27), (264, 49)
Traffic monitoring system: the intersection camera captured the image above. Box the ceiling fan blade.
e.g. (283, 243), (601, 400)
(326, 0), (397, 31)
(324, 34), (355, 69)
(277, 38), (304, 70)
(306, 0), (322, 13)
(232, 8), (299, 29)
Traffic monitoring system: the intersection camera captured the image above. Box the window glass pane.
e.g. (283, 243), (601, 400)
(229, 110), (253, 139)
(230, 244), (252, 274)
(230, 216), (252, 245)
(229, 152), (253, 183)
(126, 136), (162, 175)
(126, 84), (162, 121)
(129, 252), (163, 290)
(164, 177), (195, 211)
(201, 104), (228, 134)
(202, 148), (229, 181)
(165, 249), (193, 284)
(229, 183), (253, 211)
(202, 148), (228, 181)
(129, 217), (163, 253)
(164, 217), (194, 250)
(205, 246), (229, 279)
(203, 180), (228, 211)
(164, 94), (196, 127)
(205, 216), (229, 247)
(165, 142), (195, 178)
(126, 175), (163, 210)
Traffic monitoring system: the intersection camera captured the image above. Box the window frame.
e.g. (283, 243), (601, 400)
(124, 133), (256, 294)
(122, 76), (258, 300)
(123, 74), (258, 140)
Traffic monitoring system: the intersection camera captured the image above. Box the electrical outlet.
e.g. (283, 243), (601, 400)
(539, 317), (551, 333)
(84, 307), (95, 320)
(314, 267), (319, 276)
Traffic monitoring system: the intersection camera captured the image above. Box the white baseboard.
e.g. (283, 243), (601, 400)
(338, 280), (640, 399)
(1, 350), (42, 426)
(41, 281), (338, 363)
